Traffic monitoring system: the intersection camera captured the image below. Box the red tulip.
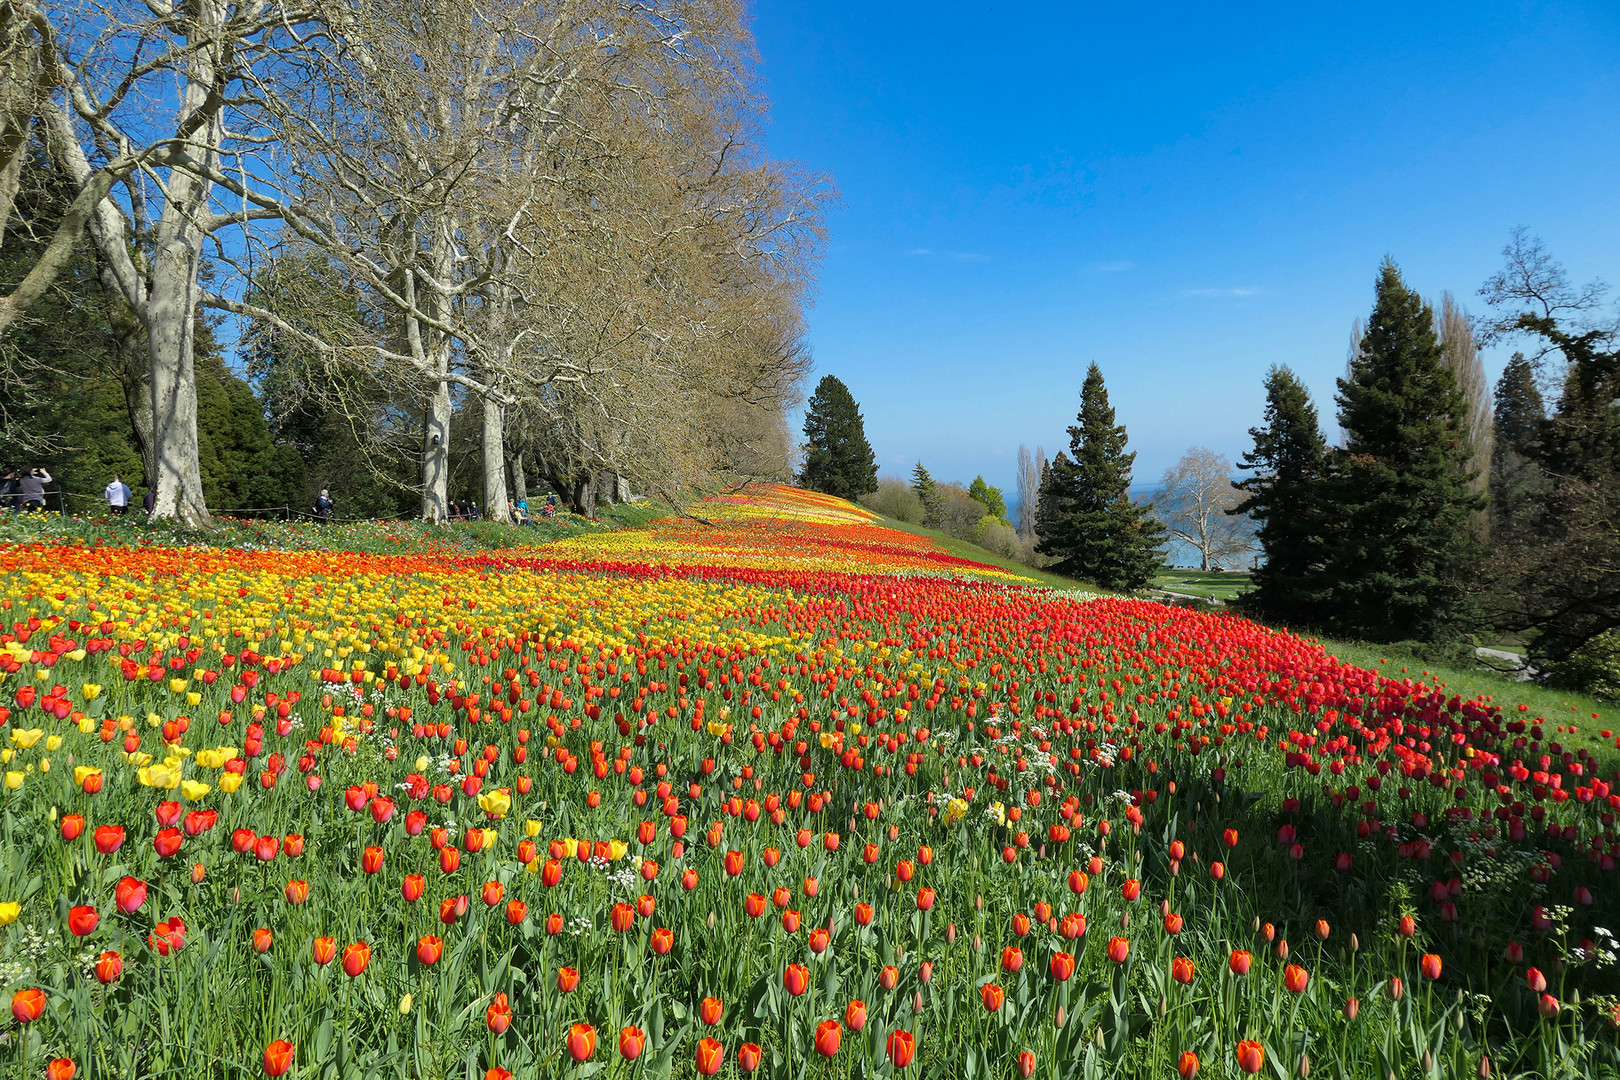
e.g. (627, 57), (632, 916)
(1539, 993), (1560, 1019)
(1068, 870), (1089, 894)
(916, 887), (935, 911)
(541, 859), (562, 887)
(1420, 954), (1442, 980)
(854, 902), (874, 926)
(738, 1042), (763, 1072)
(149, 918), (186, 955)
(481, 881), (503, 907)
(815, 1019), (842, 1057)
(1172, 956), (1195, 984)
(1107, 936), (1130, 963)
(567, 1022), (597, 1062)
(700, 996), (724, 1025)
(809, 927), (830, 953)
(695, 1036), (724, 1075)
(1209, 860), (1225, 880)
(1164, 912), (1183, 935)
(253, 928), (273, 953)
(1229, 949), (1252, 975)
(1526, 967), (1547, 993)
(284, 880), (309, 905)
(263, 1039), (294, 1077)
(1178, 1051), (1199, 1078)
(1222, 828), (1239, 848)
(68, 905), (99, 936)
(546, 913), (564, 935)
(416, 935), (443, 965)
(982, 983), (1006, 1011)
(618, 1025), (644, 1059)
(782, 909), (801, 934)
(438, 846), (460, 874)
(651, 927), (674, 954)
(402, 873), (425, 902)
(93, 825), (125, 854)
(1283, 964), (1308, 993)
(254, 835), (279, 862)
(784, 963), (810, 996)
(1017, 1051), (1036, 1078)
(557, 966), (580, 992)
(1050, 951), (1076, 981)
(312, 937), (336, 965)
(505, 899), (527, 925)
(1002, 945), (1023, 972)
(46, 1059), (75, 1080)
(1012, 912), (1031, 936)
(60, 814), (85, 841)
(887, 1028), (916, 1068)
(1121, 878), (1141, 902)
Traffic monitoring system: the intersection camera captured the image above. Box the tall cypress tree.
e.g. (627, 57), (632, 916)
(910, 462), (941, 527)
(801, 375), (878, 501)
(1231, 365), (1329, 625)
(1321, 260), (1481, 643)
(1035, 364), (1165, 590)
(1489, 353), (1545, 543)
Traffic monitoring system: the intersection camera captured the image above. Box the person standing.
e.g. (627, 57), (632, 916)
(104, 475), (132, 515)
(313, 489), (334, 524)
(0, 470), (19, 512)
(18, 467), (50, 512)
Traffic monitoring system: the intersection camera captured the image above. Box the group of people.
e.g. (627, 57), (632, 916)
(508, 494), (559, 524)
(1, 467), (55, 512)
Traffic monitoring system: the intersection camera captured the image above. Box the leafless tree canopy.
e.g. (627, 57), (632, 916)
(1151, 446), (1257, 572)
(4, 0), (830, 521)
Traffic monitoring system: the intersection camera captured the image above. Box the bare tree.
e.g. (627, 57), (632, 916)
(1151, 447), (1257, 571)
(1015, 444), (1039, 538)
(1437, 292), (1493, 512)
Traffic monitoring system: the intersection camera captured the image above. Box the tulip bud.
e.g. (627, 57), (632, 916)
(912, 991), (923, 1014)
(1055, 1005), (1065, 1028)
(1478, 1055), (1491, 1078)
(1343, 997), (1359, 1021)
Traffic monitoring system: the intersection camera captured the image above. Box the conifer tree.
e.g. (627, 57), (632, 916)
(1489, 353), (1545, 543)
(1035, 364), (1164, 590)
(910, 462), (941, 527)
(1232, 366), (1329, 625)
(801, 375), (878, 501)
(1320, 260), (1481, 643)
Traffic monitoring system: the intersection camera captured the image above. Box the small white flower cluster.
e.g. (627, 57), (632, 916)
(605, 864), (641, 890)
(568, 915), (592, 937)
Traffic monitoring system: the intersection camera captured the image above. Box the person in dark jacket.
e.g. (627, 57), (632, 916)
(313, 489), (334, 524)
(0, 470), (19, 512)
(18, 467), (50, 512)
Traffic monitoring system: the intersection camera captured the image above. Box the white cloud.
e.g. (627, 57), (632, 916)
(1179, 287), (1261, 298)
(905, 248), (992, 263)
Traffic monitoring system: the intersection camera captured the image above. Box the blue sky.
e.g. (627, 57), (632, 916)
(750, 0), (1620, 496)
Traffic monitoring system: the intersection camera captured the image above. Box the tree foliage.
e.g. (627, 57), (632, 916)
(1035, 364), (1164, 591)
(1151, 447), (1255, 572)
(800, 375), (878, 501)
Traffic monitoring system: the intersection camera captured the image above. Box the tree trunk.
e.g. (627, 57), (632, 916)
(145, 237), (211, 525)
(114, 307), (154, 485)
(510, 448), (527, 505)
(482, 395), (510, 522)
(571, 474), (596, 517)
(421, 377), (451, 523)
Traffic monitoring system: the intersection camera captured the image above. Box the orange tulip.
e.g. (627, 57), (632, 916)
(505, 900), (527, 925)
(566, 1022), (596, 1062)
(1421, 953), (1442, 980)
(651, 926), (674, 955)
(1017, 1050), (1036, 1077)
(784, 963), (810, 996)
(481, 881), (503, 907)
(845, 999), (867, 1031)
(981, 983), (1006, 1011)
(341, 941), (370, 977)
(557, 966), (580, 992)
(814, 1019), (841, 1056)
(611, 902), (635, 931)
(284, 880), (309, 905)
(1283, 965), (1309, 993)
(1172, 956), (1195, 984)
(1178, 1050), (1199, 1078)
(311, 937), (336, 965)
(619, 1025), (645, 1060)
(695, 1036), (724, 1075)
(1107, 936), (1130, 963)
(46, 1059), (75, 1080)
(887, 1029), (916, 1068)
(11, 988), (45, 1023)
(263, 1039), (294, 1077)
(700, 996), (723, 1025)
(808, 927), (830, 953)
(737, 1043), (763, 1073)
(1002, 946), (1023, 972)
(416, 935), (443, 965)
(486, 993), (511, 1033)
(1049, 951), (1075, 981)
(401, 873), (425, 902)
(1228, 950), (1252, 976)
(1236, 1040), (1264, 1074)
(360, 846), (384, 874)
(93, 951), (122, 984)
(253, 928), (273, 954)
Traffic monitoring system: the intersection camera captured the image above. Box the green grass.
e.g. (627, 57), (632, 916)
(1153, 568), (1254, 602)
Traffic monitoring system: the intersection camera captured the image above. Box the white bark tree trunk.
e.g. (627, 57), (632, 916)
(510, 448), (527, 505)
(482, 395), (510, 522)
(421, 375), (451, 523)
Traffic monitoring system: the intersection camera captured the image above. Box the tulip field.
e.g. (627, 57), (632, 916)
(1, 484), (1618, 1079)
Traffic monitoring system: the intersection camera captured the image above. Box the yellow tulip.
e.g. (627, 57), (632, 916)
(169, 678), (188, 693)
(415, 755), (431, 773)
(73, 766), (102, 786)
(10, 729), (43, 749)
(218, 772), (243, 794)
(181, 779), (212, 801)
(138, 762), (182, 789)
(0, 749), (11, 765)
(125, 751), (153, 767)
(3, 772), (22, 790)
(45, 735), (61, 752)
(607, 839), (629, 861)
(559, 838), (579, 859)
(185, 692), (201, 707)
(525, 819), (543, 837)
(195, 748), (239, 769)
(81, 683), (102, 700)
(0, 902), (19, 925)
(66, 648), (86, 661)
(477, 789), (512, 818)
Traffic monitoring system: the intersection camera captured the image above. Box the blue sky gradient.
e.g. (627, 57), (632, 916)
(751, 0), (1620, 496)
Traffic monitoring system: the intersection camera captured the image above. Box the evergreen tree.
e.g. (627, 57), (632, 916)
(801, 375), (878, 501)
(967, 475), (1008, 523)
(1320, 260), (1481, 643)
(1035, 364), (1165, 590)
(1032, 452), (1072, 550)
(909, 462), (941, 528)
(1232, 366), (1329, 624)
(1489, 353), (1545, 543)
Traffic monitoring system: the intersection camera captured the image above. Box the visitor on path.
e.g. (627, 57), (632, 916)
(468, 500), (480, 521)
(0, 470), (19, 512)
(18, 467), (50, 512)
(542, 494), (557, 518)
(514, 496), (530, 524)
(104, 475), (132, 515)
(313, 489), (334, 524)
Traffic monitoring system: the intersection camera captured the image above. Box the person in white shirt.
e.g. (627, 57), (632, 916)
(104, 475), (132, 515)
